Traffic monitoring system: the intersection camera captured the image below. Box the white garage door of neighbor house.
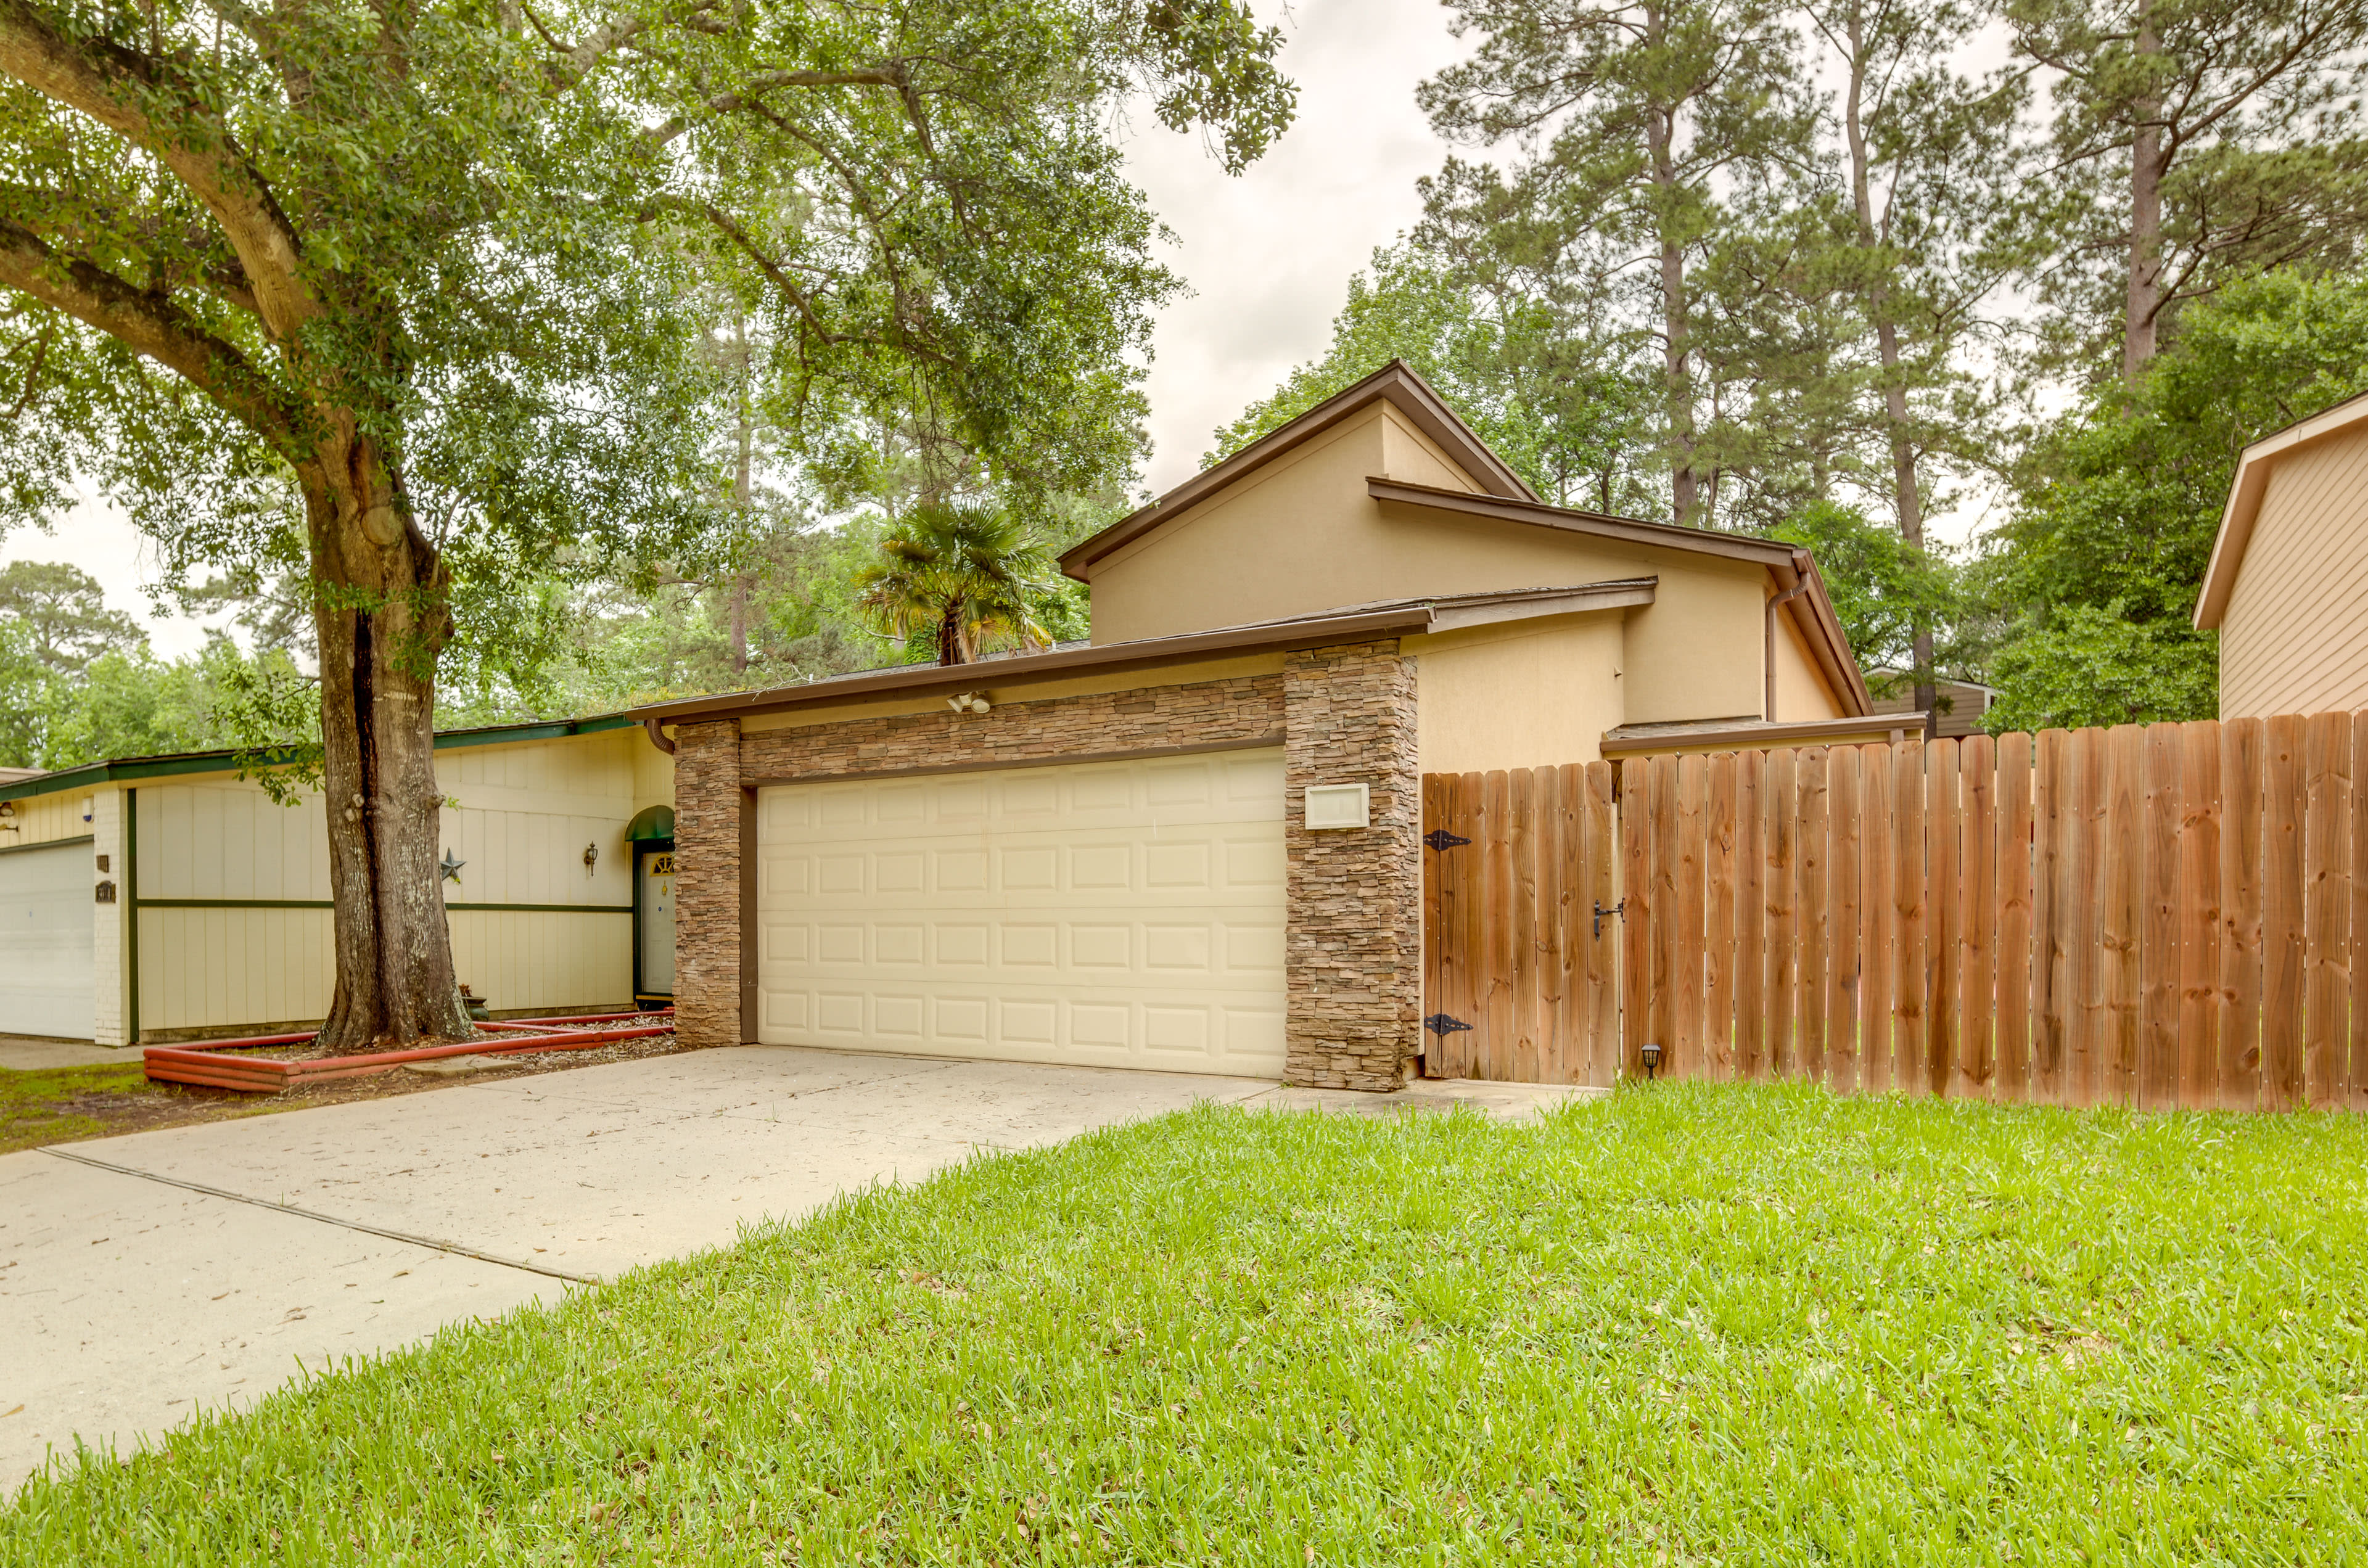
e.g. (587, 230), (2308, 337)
(0, 840), (97, 1040)
(757, 749), (1287, 1077)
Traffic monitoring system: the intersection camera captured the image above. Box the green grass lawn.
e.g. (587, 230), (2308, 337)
(8, 1083), (2367, 1564)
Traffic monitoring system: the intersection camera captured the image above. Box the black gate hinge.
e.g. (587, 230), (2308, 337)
(1424, 1012), (1473, 1037)
(1423, 828), (1471, 852)
(1593, 899), (1626, 939)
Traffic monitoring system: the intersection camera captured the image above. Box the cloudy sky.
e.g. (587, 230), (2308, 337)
(1, 1), (1468, 655)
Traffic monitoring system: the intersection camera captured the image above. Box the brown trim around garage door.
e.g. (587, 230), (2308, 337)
(739, 784), (758, 1045)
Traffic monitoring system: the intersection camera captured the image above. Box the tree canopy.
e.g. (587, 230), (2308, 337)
(0, 0), (1295, 1047)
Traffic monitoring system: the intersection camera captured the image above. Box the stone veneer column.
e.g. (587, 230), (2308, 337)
(672, 718), (747, 1049)
(1283, 641), (1421, 1090)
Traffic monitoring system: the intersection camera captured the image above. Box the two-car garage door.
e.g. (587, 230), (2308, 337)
(755, 749), (1286, 1077)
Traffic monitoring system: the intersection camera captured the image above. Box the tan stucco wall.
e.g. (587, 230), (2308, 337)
(1083, 407), (1784, 728)
(1769, 605), (1846, 722)
(2220, 424), (2368, 718)
(1408, 614), (1627, 771)
(1087, 404), (1470, 644)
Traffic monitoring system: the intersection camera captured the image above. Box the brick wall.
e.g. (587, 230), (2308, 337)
(738, 673), (1284, 779)
(1283, 642), (1423, 1090)
(672, 718), (744, 1049)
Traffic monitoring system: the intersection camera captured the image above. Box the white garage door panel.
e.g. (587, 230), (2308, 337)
(0, 840), (97, 1040)
(757, 750), (1286, 1075)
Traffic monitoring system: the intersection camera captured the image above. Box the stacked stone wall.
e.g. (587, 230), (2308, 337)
(1281, 642), (1423, 1090)
(737, 675), (1283, 778)
(671, 718), (745, 1049)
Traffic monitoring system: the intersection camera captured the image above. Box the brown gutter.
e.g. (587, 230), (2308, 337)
(1368, 477), (1802, 564)
(628, 606), (1433, 724)
(641, 717), (676, 755)
(627, 581), (1659, 725)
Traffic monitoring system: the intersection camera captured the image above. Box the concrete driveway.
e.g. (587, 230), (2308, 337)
(0, 1044), (1582, 1488)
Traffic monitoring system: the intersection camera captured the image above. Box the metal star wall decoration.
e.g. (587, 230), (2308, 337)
(440, 848), (466, 883)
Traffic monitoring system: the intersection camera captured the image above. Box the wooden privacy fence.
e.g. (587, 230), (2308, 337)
(1422, 711), (2368, 1112)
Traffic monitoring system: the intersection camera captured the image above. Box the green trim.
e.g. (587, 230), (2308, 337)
(135, 898), (335, 909)
(0, 713), (644, 803)
(432, 714), (639, 752)
(132, 897), (631, 914)
(627, 805), (675, 841)
(0, 832), (92, 857)
(125, 790), (138, 1046)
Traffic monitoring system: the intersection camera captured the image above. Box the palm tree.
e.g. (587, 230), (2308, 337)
(856, 501), (1058, 667)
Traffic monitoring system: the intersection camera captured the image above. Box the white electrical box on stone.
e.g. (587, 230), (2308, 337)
(1302, 783), (1371, 831)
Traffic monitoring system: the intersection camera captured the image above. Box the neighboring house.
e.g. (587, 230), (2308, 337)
(628, 362), (1889, 1093)
(1868, 673), (1997, 740)
(2196, 389), (2368, 718)
(0, 717), (676, 1045)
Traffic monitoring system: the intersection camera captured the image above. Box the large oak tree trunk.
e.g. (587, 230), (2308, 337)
(303, 440), (473, 1054)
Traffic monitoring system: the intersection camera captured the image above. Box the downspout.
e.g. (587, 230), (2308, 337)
(1764, 552), (1814, 721)
(641, 718), (676, 755)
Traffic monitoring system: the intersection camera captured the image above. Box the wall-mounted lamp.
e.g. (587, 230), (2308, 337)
(1639, 1041), (1664, 1082)
(583, 842), (600, 877)
(0, 800), (15, 834)
(81, 796), (94, 824)
(945, 692), (992, 715)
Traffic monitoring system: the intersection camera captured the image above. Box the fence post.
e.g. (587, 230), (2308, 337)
(2264, 715), (2308, 1112)
(1960, 734), (1996, 1099)
(2141, 724), (2182, 1108)
(1829, 745), (1862, 1096)
(1997, 732), (2035, 1102)
(2177, 722), (2222, 1111)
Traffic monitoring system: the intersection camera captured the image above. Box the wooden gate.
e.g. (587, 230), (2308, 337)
(1420, 763), (1622, 1085)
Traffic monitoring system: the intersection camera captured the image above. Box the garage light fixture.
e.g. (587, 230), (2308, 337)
(946, 692), (992, 715)
(583, 842), (600, 877)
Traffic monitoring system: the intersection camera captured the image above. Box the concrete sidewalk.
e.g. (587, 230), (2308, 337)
(1, 1046), (1597, 1488)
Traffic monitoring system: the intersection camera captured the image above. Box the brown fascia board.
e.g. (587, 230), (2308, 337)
(628, 579), (1658, 726)
(1056, 361), (1541, 581)
(1369, 478), (1873, 716)
(1601, 713), (1911, 757)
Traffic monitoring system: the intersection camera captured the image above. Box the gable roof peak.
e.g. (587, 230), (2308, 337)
(1059, 358), (1540, 580)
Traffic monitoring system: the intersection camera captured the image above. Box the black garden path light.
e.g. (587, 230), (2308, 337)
(1638, 1041), (1664, 1082)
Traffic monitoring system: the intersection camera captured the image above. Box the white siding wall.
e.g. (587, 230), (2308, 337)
(124, 726), (672, 1036)
(1, 787), (91, 849)
(2221, 427), (2368, 718)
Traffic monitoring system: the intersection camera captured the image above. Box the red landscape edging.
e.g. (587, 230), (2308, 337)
(142, 1009), (676, 1093)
